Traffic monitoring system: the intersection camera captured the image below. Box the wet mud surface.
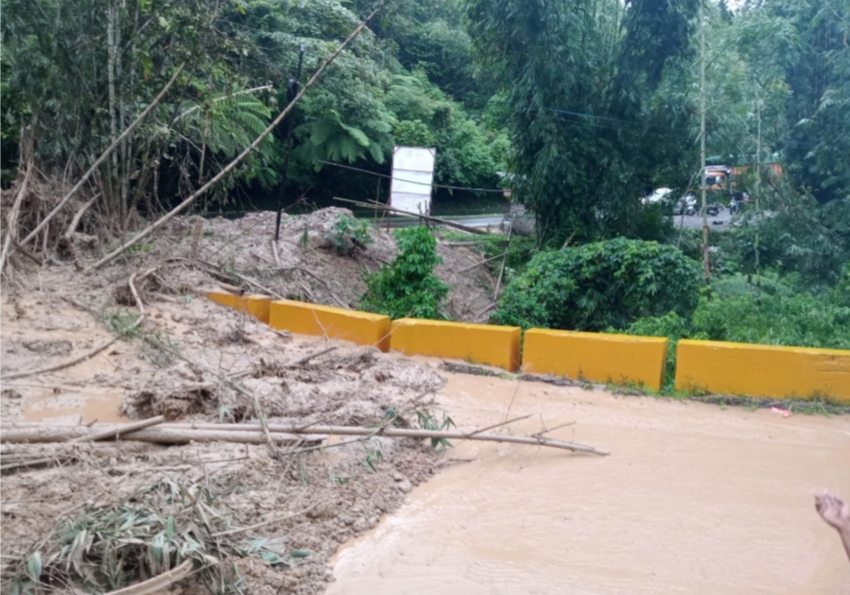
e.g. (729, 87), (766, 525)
(328, 374), (850, 595)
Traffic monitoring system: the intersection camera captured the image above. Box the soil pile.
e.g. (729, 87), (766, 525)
(0, 252), (453, 594)
(154, 208), (497, 322)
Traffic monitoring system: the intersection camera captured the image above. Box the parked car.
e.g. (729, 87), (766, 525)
(641, 187), (674, 205)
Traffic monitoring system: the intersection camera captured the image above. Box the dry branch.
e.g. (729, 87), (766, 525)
(493, 215), (514, 299)
(64, 194), (99, 237)
(456, 251), (507, 274)
(20, 66), (185, 248)
(70, 415), (165, 443)
(1, 421), (607, 454)
(0, 163), (33, 275)
(210, 503), (318, 538)
(90, 6), (385, 270)
(287, 346), (338, 367)
(0, 425), (320, 446)
(0, 317), (143, 381)
(334, 196), (490, 235)
(103, 559), (193, 595)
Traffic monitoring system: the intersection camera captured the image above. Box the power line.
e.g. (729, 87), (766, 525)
(319, 161), (507, 193)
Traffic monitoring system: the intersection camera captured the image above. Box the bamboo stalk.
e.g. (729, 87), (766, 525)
(0, 426), (318, 446)
(90, 5), (385, 270)
(0, 163), (33, 275)
(20, 66), (185, 248)
(69, 415), (165, 443)
(333, 196), (490, 235)
(0, 422), (607, 454)
(170, 422), (608, 455)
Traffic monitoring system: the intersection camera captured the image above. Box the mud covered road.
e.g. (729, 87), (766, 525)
(328, 373), (850, 595)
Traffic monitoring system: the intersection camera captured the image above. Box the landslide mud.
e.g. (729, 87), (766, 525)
(327, 373), (850, 595)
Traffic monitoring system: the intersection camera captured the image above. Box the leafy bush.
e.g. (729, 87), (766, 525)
(621, 276), (850, 386)
(690, 292), (850, 350)
(491, 238), (703, 331)
(360, 226), (450, 319)
(323, 216), (373, 256)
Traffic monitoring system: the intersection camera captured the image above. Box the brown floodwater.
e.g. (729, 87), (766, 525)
(327, 373), (850, 595)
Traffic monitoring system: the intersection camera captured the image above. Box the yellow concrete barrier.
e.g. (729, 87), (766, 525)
(205, 292), (272, 324)
(675, 339), (850, 402)
(269, 300), (391, 351)
(390, 319), (521, 371)
(522, 329), (668, 390)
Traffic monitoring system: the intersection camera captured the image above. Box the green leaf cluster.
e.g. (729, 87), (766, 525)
(491, 238), (703, 331)
(360, 226), (450, 320)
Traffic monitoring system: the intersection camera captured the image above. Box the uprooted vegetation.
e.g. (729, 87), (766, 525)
(0, 272), (448, 594)
(0, 191), (571, 594)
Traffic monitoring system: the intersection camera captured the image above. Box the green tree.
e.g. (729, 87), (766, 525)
(466, 0), (698, 245)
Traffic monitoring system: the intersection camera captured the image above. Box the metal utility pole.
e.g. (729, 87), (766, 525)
(699, 0), (710, 283)
(274, 43), (306, 242)
(755, 96), (761, 297)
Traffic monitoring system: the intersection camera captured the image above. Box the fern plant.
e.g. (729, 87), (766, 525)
(294, 109), (386, 167)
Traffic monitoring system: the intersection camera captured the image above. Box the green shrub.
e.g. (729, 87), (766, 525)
(491, 237), (702, 330)
(360, 226), (450, 319)
(691, 292), (850, 350)
(622, 281), (850, 387)
(324, 216), (373, 256)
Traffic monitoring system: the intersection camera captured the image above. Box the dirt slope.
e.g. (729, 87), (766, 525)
(0, 215), (477, 594)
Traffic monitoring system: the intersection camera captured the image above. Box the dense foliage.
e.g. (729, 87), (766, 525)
(466, 0), (698, 245)
(491, 238), (703, 330)
(360, 226), (450, 319)
(0, 0), (509, 218)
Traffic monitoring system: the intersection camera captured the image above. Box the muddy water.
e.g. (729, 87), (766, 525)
(328, 373), (850, 595)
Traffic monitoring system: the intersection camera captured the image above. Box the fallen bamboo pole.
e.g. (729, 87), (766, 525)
(0, 421), (607, 454)
(333, 196), (491, 236)
(0, 426), (320, 447)
(20, 66), (185, 249)
(171, 422), (608, 455)
(90, 6), (384, 270)
(0, 163), (32, 275)
(69, 415), (165, 443)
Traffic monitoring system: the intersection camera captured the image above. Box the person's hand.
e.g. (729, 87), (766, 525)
(815, 492), (850, 532)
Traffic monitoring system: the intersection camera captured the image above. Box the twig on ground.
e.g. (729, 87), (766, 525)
(104, 559), (194, 595)
(464, 414), (532, 438)
(70, 415), (166, 443)
(210, 502), (317, 538)
(532, 421), (576, 438)
(287, 346), (338, 367)
(0, 317), (142, 381)
(456, 251), (507, 274)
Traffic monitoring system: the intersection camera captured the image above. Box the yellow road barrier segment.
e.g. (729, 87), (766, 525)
(675, 339), (850, 402)
(269, 300), (391, 351)
(390, 318), (521, 371)
(522, 329), (668, 390)
(205, 292), (272, 324)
